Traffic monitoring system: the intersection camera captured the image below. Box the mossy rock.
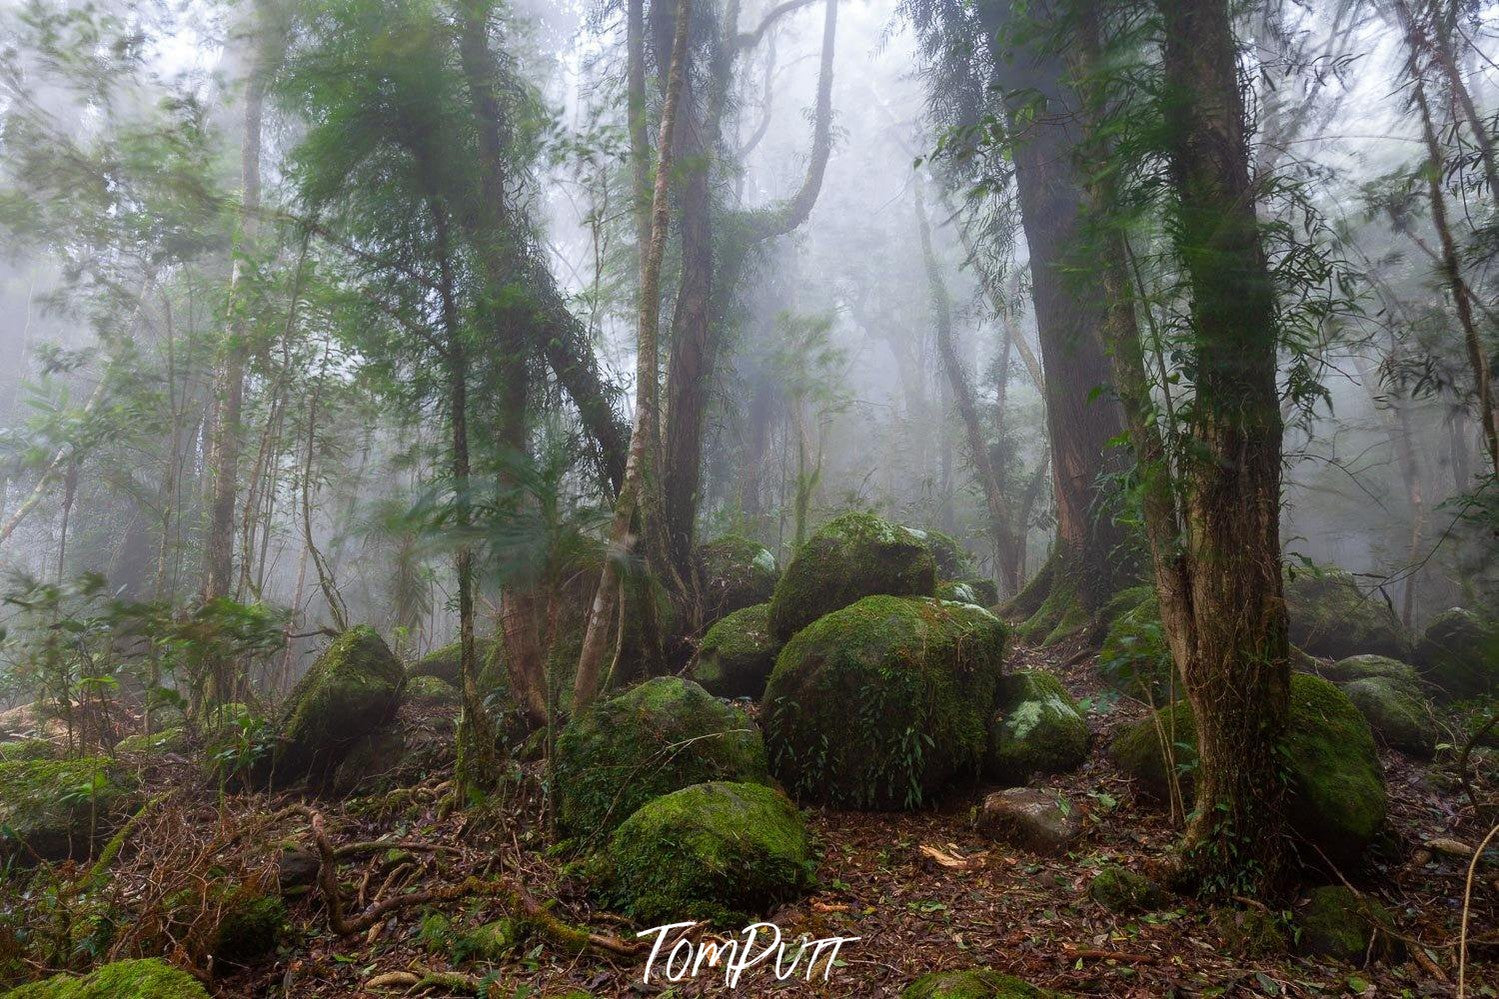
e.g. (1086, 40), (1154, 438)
(986, 671), (1091, 785)
(0, 740), (56, 763)
(409, 637), (501, 687)
(1087, 865), (1169, 914)
(1298, 885), (1400, 964)
(1341, 677), (1437, 758)
(937, 578), (999, 607)
(0, 756), (137, 862)
(166, 885), (284, 971)
(768, 513), (936, 640)
(603, 781), (813, 926)
(2, 959), (209, 998)
(900, 969), (1062, 998)
(554, 677), (769, 839)
(1210, 905), (1288, 958)
(695, 603), (781, 699)
(1318, 654), (1423, 694)
(916, 529), (978, 579)
(115, 727), (187, 757)
(1097, 587), (1178, 702)
(1414, 607), (1499, 702)
(330, 711), (455, 798)
(404, 675), (461, 710)
(764, 595), (1006, 809)
(1110, 674), (1386, 865)
(697, 535), (779, 625)
(272, 626), (405, 788)
(1286, 569), (1407, 661)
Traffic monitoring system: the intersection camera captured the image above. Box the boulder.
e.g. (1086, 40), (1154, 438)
(404, 675), (461, 710)
(1414, 607), (1498, 701)
(916, 529), (978, 579)
(1087, 865), (1170, 914)
(115, 727), (187, 757)
(167, 885), (285, 971)
(1286, 569), (1407, 661)
(986, 671), (1091, 785)
(1097, 587), (1178, 702)
(764, 595), (1006, 809)
(603, 781), (814, 926)
(0, 756), (137, 862)
(408, 638), (499, 687)
(697, 535), (779, 625)
(1, 959), (209, 999)
(901, 970), (1062, 998)
(695, 603), (781, 699)
(976, 788), (1081, 856)
(1298, 885), (1400, 964)
(1318, 654), (1424, 693)
(768, 513), (936, 640)
(330, 707), (455, 798)
(937, 579), (999, 606)
(1341, 677), (1437, 758)
(1110, 673), (1386, 865)
(272, 626), (405, 787)
(554, 677), (769, 839)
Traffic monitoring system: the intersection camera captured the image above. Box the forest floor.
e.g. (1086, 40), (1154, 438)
(96, 640), (1497, 998)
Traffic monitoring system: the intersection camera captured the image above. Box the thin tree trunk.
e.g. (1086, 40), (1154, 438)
(573, 0), (694, 713)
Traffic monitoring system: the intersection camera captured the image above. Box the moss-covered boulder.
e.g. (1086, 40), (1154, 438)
(1414, 607), (1498, 701)
(329, 705), (456, 798)
(1286, 569), (1407, 661)
(697, 535), (779, 625)
(407, 638), (500, 687)
(115, 727), (187, 757)
(272, 626), (405, 787)
(937, 579), (999, 607)
(769, 513), (937, 640)
(695, 603), (780, 699)
(1110, 674), (1386, 864)
(900, 969), (1062, 998)
(986, 671), (1090, 785)
(1341, 677), (1437, 758)
(2, 959), (208, 998)
(1087, 865), (1170, 914)
(167, 885), (285, 971)
(404, 675), (461, 710)
(917, 529), (978, 579)
(0, 756), (137, 862)
(603, 781), (813, 926)
(1211, 905), (1288, 958)
(1298, 885), (1399, 964)
(0, 739), (55, 763)
(554, 677), (769, 839)
(764, 596), (1006, 809)
(1097, 587), (1178, 702)
(1317, 654), (1422, 692)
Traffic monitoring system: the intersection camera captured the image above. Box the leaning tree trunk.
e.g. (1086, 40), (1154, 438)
(1154, 0), (1291, 893)
(978, 0), (1132, 627)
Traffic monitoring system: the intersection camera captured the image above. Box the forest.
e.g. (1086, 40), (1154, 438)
(0, 0), (1495, 995)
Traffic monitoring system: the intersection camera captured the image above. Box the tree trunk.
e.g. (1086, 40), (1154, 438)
(573, 0), (694, 713)
(978, 0), (1131, 621)
(1154, 0), (1291, 893)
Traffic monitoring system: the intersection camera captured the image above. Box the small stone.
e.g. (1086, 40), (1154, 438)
(976, 788), (1081, 856)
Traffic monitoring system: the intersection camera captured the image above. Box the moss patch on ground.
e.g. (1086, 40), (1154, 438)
(2, 959), (209, 998)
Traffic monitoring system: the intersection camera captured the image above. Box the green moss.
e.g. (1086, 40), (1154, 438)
(603, 781), (813, 927)
(0, 756), (137, 862)
(1097, 587), (1179, 702)
(916, 529), (978, 579)
(1298, 886), (1399, 964)
(273, 625), (405, 787)
(2, 959), (209, 998)
(1318, 655), (1422, 693)
(1210, 905), (1287, 958)
(1087, 865), (1169, 914)
(1414, 607), (1498, 701)
(450, 918), (528, 964)
(1341, 677), (1436, 758)
(986, 671), (1091, 785)
(209, 890), (285, 968)
(697, 535), (779, 625)
(115, 727), (187, 756)
(0, 740), (55, 763)
(937, 578), (1000, 607)
(409, 641), (462, 684)
(900, 969), (1062, 998)
(695, 604), (781, 699)
(768, 513), (937, 640)
(1286, 568), (1407, 662)
(1110, 674), (1386, 865)
(764, 595), (1007, 809)
(404, 675), (460, 709)
(554, 677), (769, 840)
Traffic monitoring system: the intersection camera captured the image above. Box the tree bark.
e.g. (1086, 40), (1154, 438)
(573, 0), (694, 713)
